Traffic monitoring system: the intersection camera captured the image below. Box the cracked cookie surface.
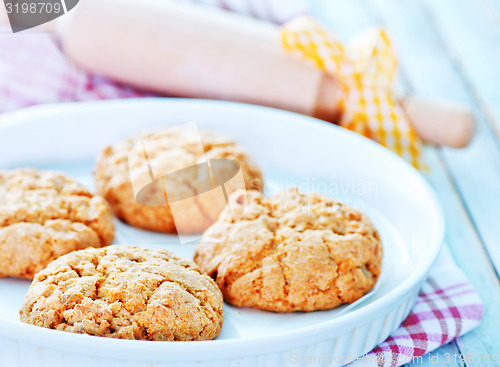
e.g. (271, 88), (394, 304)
(194, 189), (383, 312)
(20, 245), (224, 341)
(94, 129), (263, 234)
(0, 169), (114, 279)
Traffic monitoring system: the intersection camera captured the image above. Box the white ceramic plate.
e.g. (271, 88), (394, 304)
(0, 99), (444, 367)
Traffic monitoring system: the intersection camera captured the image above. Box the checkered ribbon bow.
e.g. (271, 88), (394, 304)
(281, 17), (422, 169)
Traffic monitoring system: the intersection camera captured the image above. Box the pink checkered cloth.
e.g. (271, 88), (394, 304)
(0, 2), (483, 366)
(349, 246), (483, 366)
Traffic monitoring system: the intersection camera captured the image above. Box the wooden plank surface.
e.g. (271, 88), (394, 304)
(418, 148), (500, 364)
(310, 1), (461, 366)
(477, 0), (500, 26)
(421, 0), (500, 138)
(359, 0), (500, 283)
(361, 0), (500, 361)
(311, 0), (500, 365)
(417, 0), (500, 279)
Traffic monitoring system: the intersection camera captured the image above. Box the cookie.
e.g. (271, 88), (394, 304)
(0, 169), (114, 279)
(194, 188), (383, 312)
(20, 245), (224, 341)
(94, 129), (263, 234)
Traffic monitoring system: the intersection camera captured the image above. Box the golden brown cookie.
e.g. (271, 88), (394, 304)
(194, 188), (383, 313)
(20, 245), (224, 341)
(94, 129), (263, 234)
(0, 169), (114, 279)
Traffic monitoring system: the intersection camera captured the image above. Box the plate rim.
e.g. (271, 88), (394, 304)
(0, 98), (445, 361)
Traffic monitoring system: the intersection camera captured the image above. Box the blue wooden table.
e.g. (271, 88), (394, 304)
(312, 0), (500, 365)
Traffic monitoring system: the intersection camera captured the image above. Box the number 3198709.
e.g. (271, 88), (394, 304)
(5, 2), (63, 14)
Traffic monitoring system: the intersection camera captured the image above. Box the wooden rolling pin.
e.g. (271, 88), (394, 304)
(50, 0), (474, 147)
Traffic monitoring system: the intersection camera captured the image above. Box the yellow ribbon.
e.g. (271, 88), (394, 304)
(281, 17), (422, 169)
